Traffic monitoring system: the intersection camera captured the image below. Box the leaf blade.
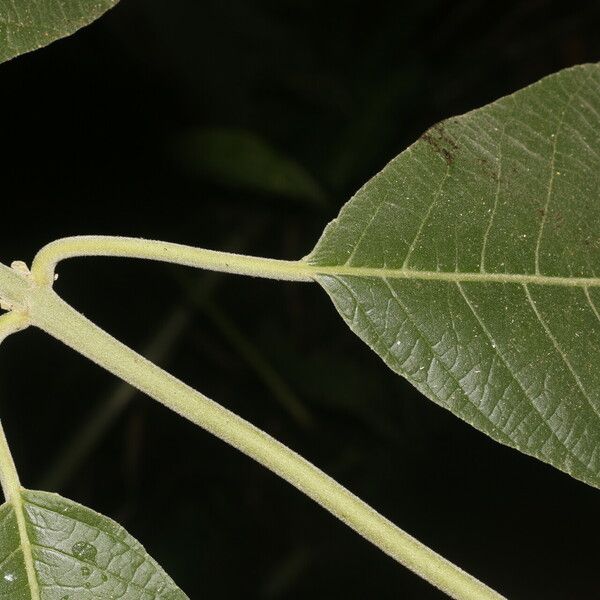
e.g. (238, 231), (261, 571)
(0, 489), (188, 599)
(0, 0), (119, 65)
(307, 63), (600, 488)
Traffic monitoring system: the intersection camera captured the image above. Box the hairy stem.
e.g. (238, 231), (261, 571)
(0, 309), (30, 344)
(0, 252), (504, 599)
(31, 236), (314, 286)
(0, 421), (40, 598)
(0, 419), (21, 503)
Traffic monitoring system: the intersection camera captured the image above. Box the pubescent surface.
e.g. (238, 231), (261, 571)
(307, 64), (600, 489)
(0, 489), (187, 599)
(0, 0), (119, 64)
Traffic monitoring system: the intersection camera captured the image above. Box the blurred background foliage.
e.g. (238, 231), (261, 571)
(0, 1), (599, 597)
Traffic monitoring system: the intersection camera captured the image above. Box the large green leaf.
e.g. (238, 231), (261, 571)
(306, 63), (600, 488)
(0, 0), (119, 64)
(0, 489), (187, 599)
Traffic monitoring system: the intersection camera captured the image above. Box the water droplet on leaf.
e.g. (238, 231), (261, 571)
(72, 541), (97, 562)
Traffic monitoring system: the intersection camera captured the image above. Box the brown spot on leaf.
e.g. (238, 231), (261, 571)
(476, 157), (498, 182)
(552, 210), (565, 231)
(420, 124), (459, 166)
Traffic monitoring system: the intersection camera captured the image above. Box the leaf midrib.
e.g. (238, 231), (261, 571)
(306, 264), (600, 288)
(12, 490), (40, 600)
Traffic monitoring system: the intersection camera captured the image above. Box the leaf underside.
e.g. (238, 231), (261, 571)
(0, 489), (187, 599)
(307, 63), (600, 489)
(0, 0), (119, 65)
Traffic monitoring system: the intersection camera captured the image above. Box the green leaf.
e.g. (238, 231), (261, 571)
(306, 63), (600, 489)
(0, 489), (187, 599)
(0, 0), (119, 65)
(178, 128), (326, 205)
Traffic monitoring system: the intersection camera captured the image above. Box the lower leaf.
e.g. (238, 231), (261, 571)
(0, 489), (187, 599)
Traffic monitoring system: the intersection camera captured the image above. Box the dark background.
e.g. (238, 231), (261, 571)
(0, 1), (599, 598)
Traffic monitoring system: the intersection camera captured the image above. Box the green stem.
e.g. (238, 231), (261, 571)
(29, 289), (501, 600)
(0, 305), (40, 597)
(0, 311), (30, 344)
(0, 420), (41, 599)
(0, 246), (505, 599)
(0, 419), (21, 503)
(31, 236), (314, 286)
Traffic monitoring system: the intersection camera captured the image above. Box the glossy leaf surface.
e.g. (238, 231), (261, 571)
(0, 0), (118, 64)
(307, 64), (600, 488)
(0, 489), (187, 599)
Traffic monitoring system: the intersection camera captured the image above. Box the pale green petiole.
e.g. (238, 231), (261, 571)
(30, 235), (315, 285)
(0, 310), (30, 343)
(0, 237), (505, 600)
(0, 415), (40, 598)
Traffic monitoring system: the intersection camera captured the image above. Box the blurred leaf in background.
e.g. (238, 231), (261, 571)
(177, 128), (327, 206)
